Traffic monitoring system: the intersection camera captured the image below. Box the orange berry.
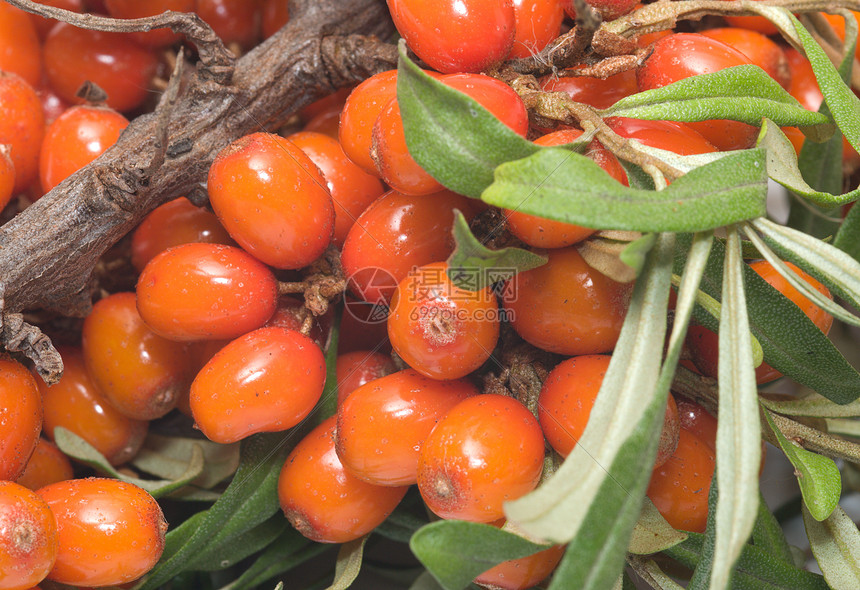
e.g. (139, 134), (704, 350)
(14, 438), (74, 492)
(0, 358), (42, 481)
(0, 481), (58, 590)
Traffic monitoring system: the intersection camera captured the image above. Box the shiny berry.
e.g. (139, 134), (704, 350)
(0, 359), (42, 482)
(0, 481), (58, 590)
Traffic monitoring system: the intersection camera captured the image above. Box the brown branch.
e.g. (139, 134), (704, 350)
(0, 0), (397, 382)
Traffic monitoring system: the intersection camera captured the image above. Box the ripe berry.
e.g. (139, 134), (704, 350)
(190, 327), (326, 444)
(699, 27), (790, 89)
(417, 394), (545, 522)
(0, 146), (13, 210)
(38, 348), (148, 466)
(336, 368), (478, 486)
(508, 0), (564, 60)
(104, 0), (195, 48)
(475, 524), (565, 590)
(0, 358), (42, 481)
(15, 438), (74, 492)
(387, 0), (516, 74)
(504, 247), (633, 355)
(605, 117), (718, 155)
(0, 72), (45, 194)
(636, 33), (759, 151)
(82, 292), (191, 420)
(43, 23), (159, 112)
(265, 295), (331, 349)
(339, 70), (398, 174)
(539, 68), (638, 110)
(39, 104), (129, 193)
(722, 0), (778, 35)
(261, 0), (289, 39)
(28, 0), (85, 40)
(335, 349), (397, 405)
(196, 0), (261, 49)
(278, 416), (409, 543)
(130, 196), (235, 272)
(208, 132), (334, 269)
(0, 481), (58, 590)
(388, 262), (500, 380)
(37, 478), (167, 587)
(136, 242), (279, 341)
(0, 3), (41, 88)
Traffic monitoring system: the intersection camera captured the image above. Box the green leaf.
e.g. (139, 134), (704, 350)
(396, 40), (540, 198)
(53, 427), (204, 498)
(409, 520), (549, 590)
(674, 234), (860, 405)
(826, 418), (860, 438)
(327, 536), (368, 590)
(217, 529), (325, 590)
(132, 433), (240, 490)
(139, 432), (296, 589)
(505, 234), (675, 590)
(760, 392), (860, 418)
(803, 504), (860, 590)
(764, 410), (841, 521)
(409, 571), (448, 590)
(752, 492), (795, 565)
(601, 65), (831, 130)
(446, 210), (547, 290)
(619, 233), (658, 277)
(482, 149), (767, 233)
(189, 516), (287, 571)
(709, 227), (761, 589)
(628, 498), (688, 555)
(834, 201), (860, 261)
(626, 555), (686, 590)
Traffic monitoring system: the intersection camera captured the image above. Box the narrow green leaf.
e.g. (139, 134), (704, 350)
(217, 529), (324, 590)
(688, 473), (719, 590)
(626, 555), (685, 590)
(601, 65), (831, 130)
(506, 235), (675, 590)
(189, 516), (287, 571)
(619, 233), (657, 277)
(446, 210), (547, 290)
(482, 149), (767, 233)
(764, 410), (841, 521)
(410, 521), (549, 590)
(834, 201), (860, 261)
(53, 427), (204, 498)
(826, 418), (860, 438)
(710, 227), (761, 589)
(628, 498), (688, 555)
(752, 492), (795, 565)
(327, 536), (368, 590)
(132, 433), (240, 489)
(396, 41), (540, 198)
(619, 160), (656, 190)
(760, 393), (860, 418)
(803, 504), (860, 589)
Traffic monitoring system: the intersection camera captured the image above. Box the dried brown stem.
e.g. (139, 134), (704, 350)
(0, 0), (397, 382)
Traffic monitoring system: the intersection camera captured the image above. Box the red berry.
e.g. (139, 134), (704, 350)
(334, 350), (397, 405)
(104, 0), (195, 47)
(0, 359), (42, 481)
(508, 0), (564, 60)
(0, 3), (41, 88)
(0, 481), (58, 590)
(15, 438), (74, 492)
(0, 72), (45, 194)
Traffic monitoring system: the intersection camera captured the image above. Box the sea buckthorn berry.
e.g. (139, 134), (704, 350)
(687, 260), (833, 384)
(208, 132), (334, 269)
(505, 128), (629, 249)
(562, 0), (637, 22)
(0, 72), (45, 194)
(37, 83), (70, 127)
(417, 394), (545, 522)
(301, 86), (353, 126)
(504, 247), (632, 356)
(196, 0), (261, 49)
(0, 146), (14, 211)
(0, 3), (42, 88)
(28, 0), (85, 40)
(0, 481), (58, 590)
(636, 33), (759, 151)
(0, 359), (42, 482)
(334, 350), (397, 405)
(302, 106), (341, 139)
(539, 68), (638, 110)
(130, 196), (235, 272)
(190, 327), (326, 444)
(658, 394), (680, 468)
(37, 478), (166, 587)
(15, 439), (74, 492)
(43, 23), (159, 113)
(136, 242), (278, 341)
(339, 70), (398, 174)
(261, 0), (289, 39)
(278, 416), (409, 543)
(388, 262), (500, 380)
(341, 189), (479, 305)
(265, 295), (330, 349)
(82, 292), (190, 420)
(336, 369), (478, 486)
(39, 105), (129, 193)
(605, 117), (718, 156)
(646, 428), (715, 533)
(338, 295), (392, 354)
(39, 348), (148, 466)
(508, 0), (564, 59)
(676, 397), (718, 449)
(722, 0), (778, 35)
(387, 0), (516, 74)
(475, 524), (565, 590)
(440, 74), (531, 136)
(699, 27), (790, 89)
(104, 0), (195, 48)
(287, 131), (386, 247)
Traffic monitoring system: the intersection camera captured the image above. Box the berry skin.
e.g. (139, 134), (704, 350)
(287, 131), (386, 247)
(39, 104), (129, 193)
(82, 292), (191, 420)
(387, 0), (516, 74)
(0, 481), (58, 590)
(0, 358), (42, 482)
(278, 416), (409, 544)
(15, 438), (74, 492)
(605, 117), (718, 156)
(339, 70), (399, 174)
(0, 72), (45, 194)
(636, 33), (759, 151)
(196, 0), (262, 49)
(136, 242), (279, 341)
(261, 0), (289, 39)
(28, 0), (85, 40)
(646, 428), (715, 533)
(335, 368), (478, 486)
(0, 146), (13, 211)
(504, 247), (633, 356)
(417, 394), (545, 522)
(39, 348), (148, 466)
(540, 68), (638, 110)
(130, 196), (235, 273)
(388, 262), (500, 380)
(190, 327), (326, 444)
(37, 478), (167, 587)
(43, 23), (159, 113)
(0, 3), (42, 88)
(508, 0), (564, 60)
(475, 526), (565, 590)
(334, 349), (397, 405)
(104, 0), (195, 48)
(699, 27), (791, 89)
(208, 132), (335, 269)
